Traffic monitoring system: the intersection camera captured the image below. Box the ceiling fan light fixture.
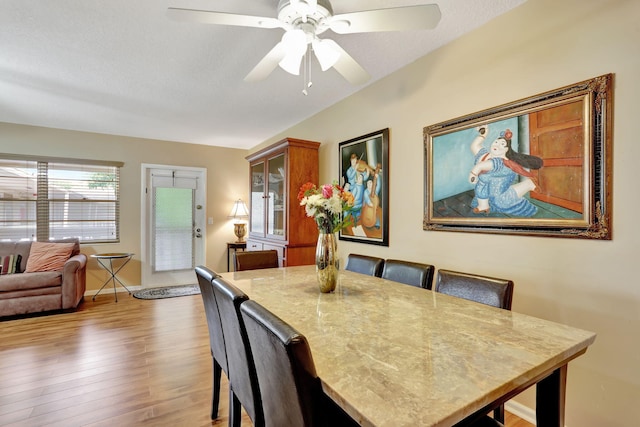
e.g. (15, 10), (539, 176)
(312, 38), (340, 71)
(170, 0), (441, 86)
(281, 29), (306, 48)
(278, 29), (307, 75)
(279, 52), (305, 75)
(278, 0), (331, 23)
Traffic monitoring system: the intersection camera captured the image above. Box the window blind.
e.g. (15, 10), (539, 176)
(0, 155), (121, 243)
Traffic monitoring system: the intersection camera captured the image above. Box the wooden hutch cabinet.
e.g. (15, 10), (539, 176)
(245, 138), (320, 266)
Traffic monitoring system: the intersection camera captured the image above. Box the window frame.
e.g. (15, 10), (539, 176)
(0, 154), (124, 243)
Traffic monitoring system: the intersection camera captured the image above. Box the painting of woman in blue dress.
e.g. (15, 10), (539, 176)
(424, 75), (612, 239)
(468, 125), (543, 216)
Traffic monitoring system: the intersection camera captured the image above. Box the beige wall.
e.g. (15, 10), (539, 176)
(2, 0), (638, 424)
(256, 0), (640, 425)
(0, 123), (249, 290)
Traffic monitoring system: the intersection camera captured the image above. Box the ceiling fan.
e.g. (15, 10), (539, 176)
(167, 0), (441, 88)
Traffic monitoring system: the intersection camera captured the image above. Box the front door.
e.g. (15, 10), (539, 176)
(142, 165), (206, 287)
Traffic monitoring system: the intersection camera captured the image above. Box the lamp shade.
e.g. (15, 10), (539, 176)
(312, 38), (341, 71)
(228, 199), (249, 220)
(278, 29), (307, 75)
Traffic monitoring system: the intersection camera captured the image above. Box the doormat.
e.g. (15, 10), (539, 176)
(133, 284), (200, 300)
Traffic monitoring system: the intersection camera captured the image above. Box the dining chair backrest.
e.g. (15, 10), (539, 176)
(235, 249), (279, 271)
(435, 269), (514, 309)
(240, 300), (359, 427)
(194, 266), (227, 419)
(345, 254), (384, 277)
(195, 266), (227, 369)
(211, 276), (264, 427)
(381, 259), (435, 289)
(240, 299), (319, 427)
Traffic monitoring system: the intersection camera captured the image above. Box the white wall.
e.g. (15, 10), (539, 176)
(257, 0), (640, 425)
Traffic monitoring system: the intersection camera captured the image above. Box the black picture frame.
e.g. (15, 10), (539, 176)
(339, 129), (390, 246)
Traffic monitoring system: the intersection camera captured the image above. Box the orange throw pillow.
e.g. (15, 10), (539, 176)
(25, 242), (75, 273)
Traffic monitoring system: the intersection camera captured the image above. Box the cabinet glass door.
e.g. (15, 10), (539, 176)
(250, 162), (265, 235)
(267, 153), (285, 238)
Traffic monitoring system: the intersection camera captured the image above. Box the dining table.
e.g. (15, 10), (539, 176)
(219, 266), (596, 427)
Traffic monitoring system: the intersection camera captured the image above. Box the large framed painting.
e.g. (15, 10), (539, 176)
(339, 129), (389, 246)
(423, 74), (613, 239)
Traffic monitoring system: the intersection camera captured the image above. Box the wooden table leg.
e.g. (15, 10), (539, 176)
(536, 365), (568, 427)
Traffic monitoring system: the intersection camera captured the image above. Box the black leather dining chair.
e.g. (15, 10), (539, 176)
(211, 276), (264, 427)
(345, 253), (384, 277)
(435, 269), (514, 310)
(381, 259), (435, 289)
(435, 269), (514, 424)
(195, 265), (228, 420)
(235, 249), (279, 271)
(240, 300), (359, 427)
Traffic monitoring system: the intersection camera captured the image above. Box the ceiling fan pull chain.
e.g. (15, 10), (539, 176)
(308, 46), (313, 88)
(302, 44), (312, 95)
(302, 48), (307, 95)
(302, 67), (307, 96)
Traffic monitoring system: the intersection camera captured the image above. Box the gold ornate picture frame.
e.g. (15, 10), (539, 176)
(423, 74), (612, 239)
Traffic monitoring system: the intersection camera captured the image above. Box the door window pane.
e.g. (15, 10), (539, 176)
(153, 187), (194, 272)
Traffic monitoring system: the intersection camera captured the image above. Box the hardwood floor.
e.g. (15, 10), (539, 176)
(0, 293), (533, 427)
(504, 412), (534, 427)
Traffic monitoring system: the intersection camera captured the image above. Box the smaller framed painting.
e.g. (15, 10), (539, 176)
(339, 129), (389, 246)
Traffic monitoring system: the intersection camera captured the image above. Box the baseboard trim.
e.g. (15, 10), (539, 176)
(506, 400), (537, 425)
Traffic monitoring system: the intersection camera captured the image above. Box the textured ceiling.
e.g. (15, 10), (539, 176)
(0, 0), (527, 149)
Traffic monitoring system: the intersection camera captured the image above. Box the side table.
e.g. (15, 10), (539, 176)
(227, 242), (247, 272)
(91, 253), (134, 302)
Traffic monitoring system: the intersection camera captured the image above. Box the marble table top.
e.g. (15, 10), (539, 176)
(220, 266), (596, 427)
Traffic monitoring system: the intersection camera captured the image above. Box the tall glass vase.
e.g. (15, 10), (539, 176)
(315, 232), (338, 293)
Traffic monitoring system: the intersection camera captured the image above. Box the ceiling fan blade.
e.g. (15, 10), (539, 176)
(244, 42), (288, 82)
(167, 7), (285, 30)
(322, 39), (370, 85)
(330, 4), (441, 34)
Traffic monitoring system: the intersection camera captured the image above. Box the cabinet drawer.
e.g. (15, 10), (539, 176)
(246, 240), (263, 251)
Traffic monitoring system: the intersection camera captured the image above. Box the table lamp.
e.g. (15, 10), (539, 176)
(228, 199), (250, 242)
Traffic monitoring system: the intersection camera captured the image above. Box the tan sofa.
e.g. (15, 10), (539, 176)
(0, 238), (86, 317)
